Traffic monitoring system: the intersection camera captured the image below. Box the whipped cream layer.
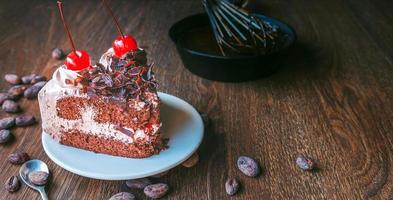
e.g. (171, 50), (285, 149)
(38, 64), (160, 144)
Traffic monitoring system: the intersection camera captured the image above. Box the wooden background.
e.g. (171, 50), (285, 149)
(0, 0), (393, 199)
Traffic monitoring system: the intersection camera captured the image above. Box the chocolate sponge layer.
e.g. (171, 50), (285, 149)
(56, 96), (159, 131)
(60, 130), (164, 158)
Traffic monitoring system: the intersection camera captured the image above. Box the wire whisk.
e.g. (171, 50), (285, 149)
(203, 0), (279, 56)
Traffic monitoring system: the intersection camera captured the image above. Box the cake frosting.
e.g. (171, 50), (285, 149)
(52, 66), (80, 88)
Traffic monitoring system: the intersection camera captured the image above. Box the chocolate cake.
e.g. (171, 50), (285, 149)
(38, 48), (165, 158)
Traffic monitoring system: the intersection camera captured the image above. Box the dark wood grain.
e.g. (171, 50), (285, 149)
(0, 0), (393, 199)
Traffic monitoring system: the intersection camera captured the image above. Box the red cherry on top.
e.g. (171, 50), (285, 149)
(112, 35), (138, 57)
(65, 50), (91, 71)
(57, 1), (91, 71)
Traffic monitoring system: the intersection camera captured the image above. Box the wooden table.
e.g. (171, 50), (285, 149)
(1, 0), (392, 199)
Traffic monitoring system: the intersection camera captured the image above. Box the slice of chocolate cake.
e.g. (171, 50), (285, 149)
(38, 48), (165, 158)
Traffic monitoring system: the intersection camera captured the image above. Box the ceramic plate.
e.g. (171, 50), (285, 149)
(42, 92), (204, 180)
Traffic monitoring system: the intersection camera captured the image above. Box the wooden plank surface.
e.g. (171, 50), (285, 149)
(0, 0), (393, 199)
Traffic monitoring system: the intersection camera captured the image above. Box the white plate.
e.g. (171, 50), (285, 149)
(42, 92), (204, 180)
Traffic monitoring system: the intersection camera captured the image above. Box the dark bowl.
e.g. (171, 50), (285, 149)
(169, 13), (296, 82)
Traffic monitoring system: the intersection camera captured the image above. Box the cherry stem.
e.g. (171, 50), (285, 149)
(57, 1), (76, 52)
(102, 0), (125, 38)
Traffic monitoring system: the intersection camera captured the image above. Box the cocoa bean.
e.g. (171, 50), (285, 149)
(296, 155), (316, 171)
(4, 74), (21, 85)
(144, 183), (169, 199)
(237, 156), (260, 177)
(225, 178), (240, 196)
(182, 152), (199, 168)
(8, 85), (26, 97)
(33, 81), (47, 88)
(109, 192), (135, 200)
(0, 117), (15, 129)
(15, 114), (36, 126)
(28, 171), (49, 186)
(52, 48), (65, 60)
(31, 75), (46, 84)
(0, 130), (12, 144)
(2, 100), (20, 113)
(4, 176), (20, 193)
(8, 151), (30, 165)
(0, 93), (13, 105)
(24, 86), (41, 99)
(21, 74), (36, 84)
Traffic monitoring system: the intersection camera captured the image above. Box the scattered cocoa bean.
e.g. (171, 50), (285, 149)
(296, 155), (316, 171)
(0, 117), (15, 129)
(2, 100), (20, 113)
(0, 130), (12, 144)
(237, 156), (260, 177)
(8, 151), (30, 165)
(24, 86), (41, 99)
(0, 93), (7, 104)
(23, 82), (45, 99)
(182, 152), (199, 168)
(126, 178), (151, 189)
(0, 93), (13, 105)
(31, 75), (47, 84)
(4, 74), (21, 85)
(8, 85), (27, 97)
(28, 171), (49, 186)
(109, 192), (135, 200)
(4, 176), (20, 193)
(0, 92), (18, 103)
(15, 114), (36, 126)
(21, 74), (36, 84)
(225, 178), (240, 196)
(144, 183), (169, 199)
(33, 81), (47, 88)
(52, 48), (65, 60)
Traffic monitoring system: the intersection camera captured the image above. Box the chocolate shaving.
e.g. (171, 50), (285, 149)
(114, 125), (134, 137)
(75, 49), (158, 102)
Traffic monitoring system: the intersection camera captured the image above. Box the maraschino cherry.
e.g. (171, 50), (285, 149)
(57, 1), (91, 71)
(102, 0), (138, 58)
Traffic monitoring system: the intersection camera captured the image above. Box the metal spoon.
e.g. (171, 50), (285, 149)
(19, 160), (49, 200)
